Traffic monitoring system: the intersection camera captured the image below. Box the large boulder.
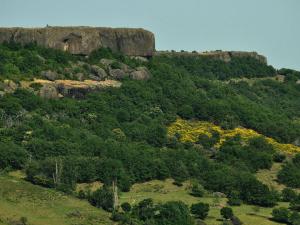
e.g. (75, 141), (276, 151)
(41, 70), (58, 81)
(100, 58), (115, 67)
(74, 72), (85, 81)
(91, 65), (107, 80)
(109, 69), (128, 80)
(39, 84), (61, 99)
(2, 80), (17, 93)
(130, 67), (151, 80)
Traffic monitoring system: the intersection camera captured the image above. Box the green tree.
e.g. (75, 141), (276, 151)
(88, 186), (114, 212)
(282, 188), (297, 202)
(190, 202), (210, 219)
(271, 207), (290, 223)
(221, 207), (234, 220)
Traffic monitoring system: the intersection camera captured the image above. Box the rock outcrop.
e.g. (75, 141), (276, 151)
(1, 79), (121, 99)
(155, 50), (268, 64)
(0, 26), (155, 56)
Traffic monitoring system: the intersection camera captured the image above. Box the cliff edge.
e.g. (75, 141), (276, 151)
(0, 26), (155, 56)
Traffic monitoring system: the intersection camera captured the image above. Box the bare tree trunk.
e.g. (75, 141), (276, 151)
(112, 179), (119, 211)
(53, 158), (63, 187)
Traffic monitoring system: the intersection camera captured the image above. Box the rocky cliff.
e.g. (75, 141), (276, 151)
(155, 50), (268, 64)
(0, 26), (155, 56)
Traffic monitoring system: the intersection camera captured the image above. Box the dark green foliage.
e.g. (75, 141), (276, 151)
(281, 188), (297, 202)
(152, 54), (276, 80)
(0, 141), (27, 170)
(190, 182), (205, 197)
(221, 207), (234, 220)
(154, 201), (194, 225)
(289, 212), (300, 225)
(88, 186), (114, 211)
(132, 198), (155, 221)
(1, 44), (299, 210)
(124, 199), (193, 225)
(278, 154), (300, 188)
(290, 195), (300, 211)
(273, 152), (286, 163)
(121, 202), (132, 212)
(227, 191), (242, 206)
(0, 41), (76, 80)
(217, 136), (274, 172)
(190, 202), (210, 219)
(271, 207), (290, 223)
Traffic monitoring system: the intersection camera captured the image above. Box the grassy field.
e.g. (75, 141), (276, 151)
(0, 171), (291, 225)
(0, 172), (112, 225)
(120, 179), (287, 225)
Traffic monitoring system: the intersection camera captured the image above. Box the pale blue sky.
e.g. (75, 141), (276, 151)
(1, 0), (299, 70)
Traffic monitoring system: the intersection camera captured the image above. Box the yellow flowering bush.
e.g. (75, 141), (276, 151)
(168, 118), (300, 154)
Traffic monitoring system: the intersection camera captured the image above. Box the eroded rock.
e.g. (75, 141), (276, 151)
(41, 70), (58, 81)
(130, 67), (151, 80)
(109, 69), (127, 80)
(0, 26), (155, 57)
(91, 65), (107, 80)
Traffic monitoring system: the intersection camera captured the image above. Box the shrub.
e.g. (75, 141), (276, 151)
(121, 202), (132, 212)
(291, 195), (300, 211)
(282, 188), (297, 202)
(88, 186), (114, 212)
(271, 207), (290, 223)
(190, 202), (210, 219)
(227, 191), (242, 206)
(221, 207), (234, 220)
(0, 141), (27, 170)
(155, 201), (194, 225)
(111, 211), (125, 222)
(289, 211), (300, 225)
(190, 182), (205, 197)
(273, 152), (286, 162)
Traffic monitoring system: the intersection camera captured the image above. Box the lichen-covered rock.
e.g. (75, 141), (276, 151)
(39, 84), (61, 99)
(88, 74), (101, 81)
(74, 72), (84, 81)
(109, 69), (127, 80)
(2, 80), (17, 93)
(91, 65), (107, 80)
(33, 79), (121, 98)
(130, 67), (151, 80)
(100, 58), (115, 66)
(41, 70), (58, 81)
(130, 56), (149, 62)
(0, 26), (155, 57)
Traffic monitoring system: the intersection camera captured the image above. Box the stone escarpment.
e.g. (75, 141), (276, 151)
(0, 26), (155, 56)
(155, 50), (268, 64)
(0, 79), (122, 99)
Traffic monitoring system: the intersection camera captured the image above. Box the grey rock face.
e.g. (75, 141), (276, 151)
(0, 26), (155, 57)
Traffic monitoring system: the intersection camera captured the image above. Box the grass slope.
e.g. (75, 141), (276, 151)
(0, 172), (112, 225)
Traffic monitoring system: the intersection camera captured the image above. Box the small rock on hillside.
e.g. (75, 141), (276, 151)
(130, 67), (151, 80)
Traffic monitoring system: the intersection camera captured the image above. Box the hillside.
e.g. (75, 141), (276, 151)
(1, 40), (300, 225)
(0, 172), (112, 225)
